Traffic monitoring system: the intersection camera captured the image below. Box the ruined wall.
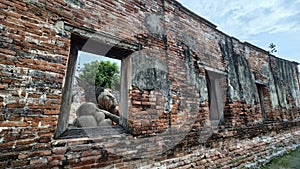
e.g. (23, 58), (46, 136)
(0, 0), (299, 168)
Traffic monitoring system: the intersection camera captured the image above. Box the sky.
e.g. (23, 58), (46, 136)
(177, 0), (300, 67)
(77, 51), (121, 69)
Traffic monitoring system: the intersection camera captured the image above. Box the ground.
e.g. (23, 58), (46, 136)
(262, 147), (300, 169)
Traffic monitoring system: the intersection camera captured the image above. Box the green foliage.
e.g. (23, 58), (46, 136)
(261, 147), (300, 169)
(268, 43), (277, 53)
(79, 60), (120, 89)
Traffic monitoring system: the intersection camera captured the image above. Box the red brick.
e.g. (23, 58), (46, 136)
(0, 0), (299, 169)
(35, 136), (51, 143)
(18, 150), (52, 159)
(1, 78), (22, 83)
(29, 158), (48, 165)
(52, 147), (67, 155)
(48, 155), (65, 162)
(70, 156), (99, 167)
(49, 160), (62, 167)
(6, 103), (25, 108)
(0, 152), (19, 161)
(4, 11), (21, 19)
(0, 121), (29, 127)
(132, 101), (141, 105)
(15, 144), (34, 152)
(16, 138), (35, 145)
(141, 101), (155, 106)
(0, 2), (8, 9)
(46, 94), (61, 99)
(33, 143), (51, 150)
(81, 150), (102, 157)
(69, 145), (93, 152)
(0, 58), (14, 65)
(28, 105), (60, 109)
(10, 160), (29, 167)
(0, 115), (4, 121)
(24, 22), (41, 30)
(43, 110), (59, 115)
(0, 48), (16, 56)
(27, 93), (42, 98)
(19, 133), (35, 139)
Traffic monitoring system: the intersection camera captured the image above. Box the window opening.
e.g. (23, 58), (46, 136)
(206, 70), (225, 125)
(69, 51), (121, 128)
(256, 83), (267, 122)
(55, 33), (137, 138)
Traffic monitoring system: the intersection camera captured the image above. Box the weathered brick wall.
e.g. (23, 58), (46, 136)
(0, 0), (299, 168)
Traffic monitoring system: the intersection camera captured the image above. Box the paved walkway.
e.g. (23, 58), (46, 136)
(262, 147), (300, 169)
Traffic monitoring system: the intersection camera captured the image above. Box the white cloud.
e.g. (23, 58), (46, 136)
(177, 0), (300, 40)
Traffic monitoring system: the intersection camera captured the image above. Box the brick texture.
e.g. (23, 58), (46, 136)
(0, 0), (299, 168)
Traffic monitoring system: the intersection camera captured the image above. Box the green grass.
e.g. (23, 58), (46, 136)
(261, 147), (300, 169)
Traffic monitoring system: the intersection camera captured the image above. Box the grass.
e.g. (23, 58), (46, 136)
(261, 146), (300, 169)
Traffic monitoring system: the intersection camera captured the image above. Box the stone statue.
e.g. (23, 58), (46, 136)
(73, 77), (120, 128)
(74, 102), (120, 127)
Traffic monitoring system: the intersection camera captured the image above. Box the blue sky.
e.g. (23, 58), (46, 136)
(177, 0), (300, 66)
(77, 51), (121, 69)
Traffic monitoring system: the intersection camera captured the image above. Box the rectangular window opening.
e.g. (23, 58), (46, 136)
(69, 51), (121, 128)
(256, 83), (267, 122)
(55, 34), (136, 139)
(206, 70), (226, 126)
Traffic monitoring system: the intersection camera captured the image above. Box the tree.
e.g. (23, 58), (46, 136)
(268, 43), (277, 54)
(79, 60), (120, 89)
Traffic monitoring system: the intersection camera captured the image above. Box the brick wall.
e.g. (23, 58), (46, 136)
(0, 0), (299, 168)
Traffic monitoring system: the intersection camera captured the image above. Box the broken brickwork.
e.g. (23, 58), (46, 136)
(0, 0), (300, 168)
